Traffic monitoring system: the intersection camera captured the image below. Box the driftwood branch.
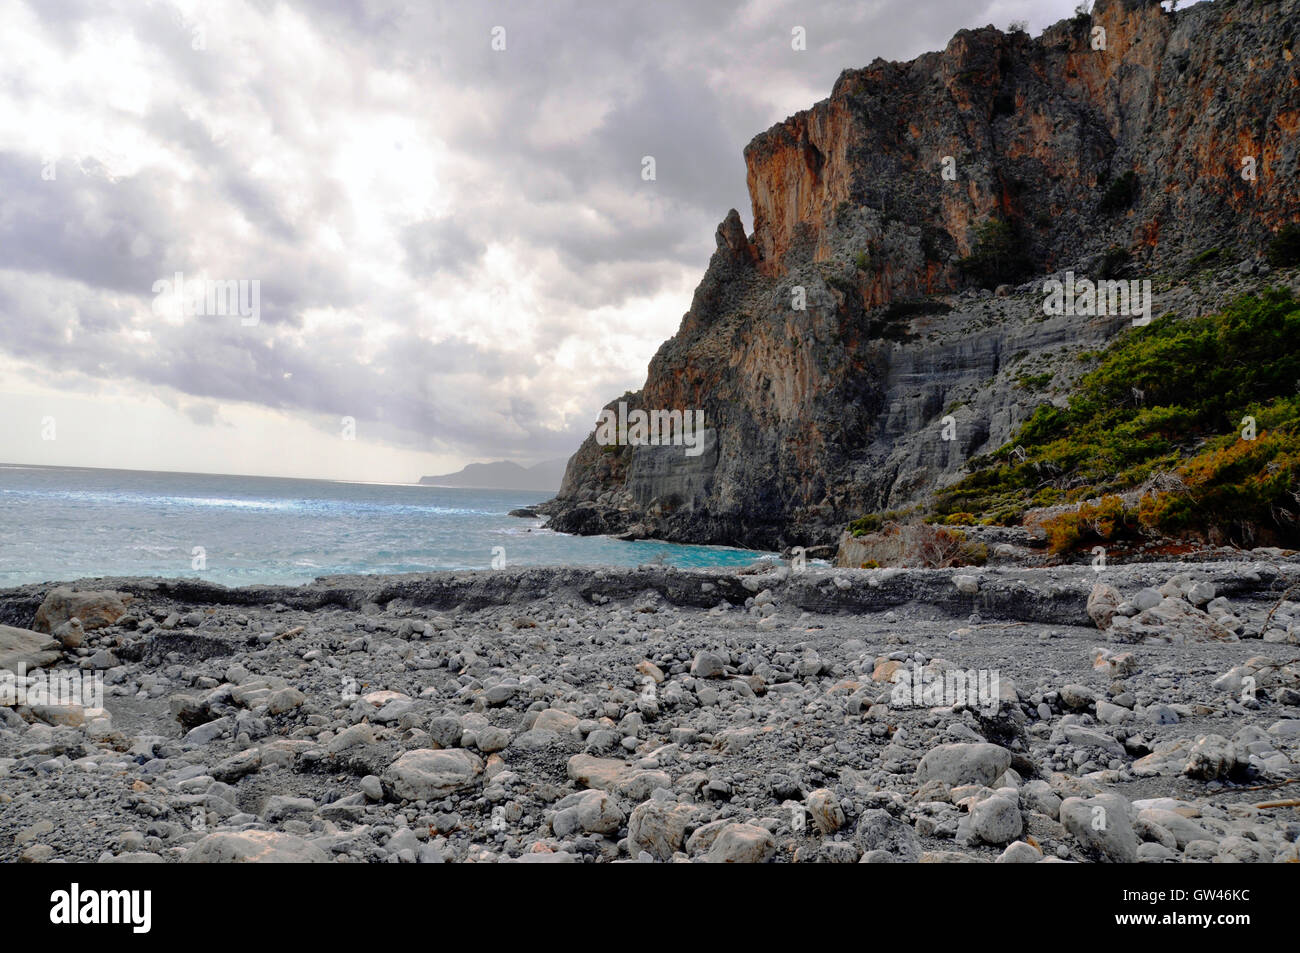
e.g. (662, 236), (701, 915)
(1264, 583), (1300, 629)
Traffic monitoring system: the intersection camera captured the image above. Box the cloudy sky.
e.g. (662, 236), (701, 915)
(0, 0), (1082, 483)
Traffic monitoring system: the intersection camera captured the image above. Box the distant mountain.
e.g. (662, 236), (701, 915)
(418, 459), (567, 491)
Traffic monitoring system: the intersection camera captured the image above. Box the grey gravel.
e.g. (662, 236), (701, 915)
(1, 559), (1298, 863)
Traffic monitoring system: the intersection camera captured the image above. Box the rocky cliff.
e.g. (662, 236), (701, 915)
(542, 0), (1300, 552)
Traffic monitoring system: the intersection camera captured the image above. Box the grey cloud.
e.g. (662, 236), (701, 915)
(0, 153), (189, 295)
(401, 217), (486, 277)
(1, 0), (1081, 468)
(180, 401), (226, 426)
(144, 105), (302, 244)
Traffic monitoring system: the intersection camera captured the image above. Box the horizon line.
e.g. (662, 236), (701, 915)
(0, 460), (560, 490)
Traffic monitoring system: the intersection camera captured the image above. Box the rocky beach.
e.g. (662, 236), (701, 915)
(2, 554), (1298, 863)
(2, 0), (1298, 890)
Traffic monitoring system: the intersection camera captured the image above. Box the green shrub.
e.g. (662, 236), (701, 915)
(1266, 224), (1300, 267)
(920, 225), (949, 263)
(1099, 170), (1138, 214)
(958, 219), (1033, 287)
(933, 289), (1300, 547)
(849, 513), (883, 536)
(1096, 245), (1131, 279)
(1017, 372), (1053, 390)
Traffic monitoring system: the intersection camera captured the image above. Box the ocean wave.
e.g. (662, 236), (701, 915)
(0, 486), (495, 517)
(0, 469), (773, 585)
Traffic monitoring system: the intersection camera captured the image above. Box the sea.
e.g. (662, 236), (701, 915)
(0, 464), (774, 588)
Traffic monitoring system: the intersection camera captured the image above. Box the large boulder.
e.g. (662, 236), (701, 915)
(0, 625), (62, 672)
(626, 800), (695, 860)
(1137, 808), (1211, 849)
(33, 588), (130, 634)
(915, 742), (1012, 788)
(704, 823), (776, 863)
(531, 708), (580, 733)
(968, 796), (1023, 845)
(1183, 734), (1245, 780)
(689, 650), (728, 678)
(1132, 596), (1234, 642)
(1132, 738), (1192, 778)
(551, 790), (625, 837)
(184, 831), (328, 863)
(853, 808), (921, 862)
(566, 754), (670, 800)
(806, 788), (846, 834)
(383, 748), (483, 801)
(1060, 793), (1138, 863)
(1087, 583), (1121, 630)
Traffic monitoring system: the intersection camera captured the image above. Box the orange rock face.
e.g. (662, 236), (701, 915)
(741, 0), (1298, 282)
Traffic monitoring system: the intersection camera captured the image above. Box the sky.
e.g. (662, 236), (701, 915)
(0, 0), (1084, 483)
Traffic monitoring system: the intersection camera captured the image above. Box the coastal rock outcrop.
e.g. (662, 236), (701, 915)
(543, 0), (1300, 550)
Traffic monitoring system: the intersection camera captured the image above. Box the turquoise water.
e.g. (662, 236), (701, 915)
(0, 464), (774, 588)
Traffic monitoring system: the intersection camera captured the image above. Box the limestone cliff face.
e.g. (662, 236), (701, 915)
(542, 0), (1300, 552)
